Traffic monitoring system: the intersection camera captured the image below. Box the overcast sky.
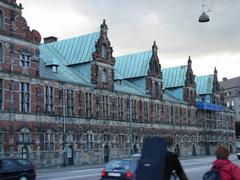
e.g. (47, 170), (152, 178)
(17, 0), (240, 80)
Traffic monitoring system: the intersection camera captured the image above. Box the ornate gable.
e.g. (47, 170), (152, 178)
(92, 19), (115, 65)
(91, 20), (115, 91)
(146, 41), (162, 100)
(185, 56), (196, 88)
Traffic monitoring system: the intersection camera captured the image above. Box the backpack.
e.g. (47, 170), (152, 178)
(135, 136), (167, 180)
(202, 168), (220, 180)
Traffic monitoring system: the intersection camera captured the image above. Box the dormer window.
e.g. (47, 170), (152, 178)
(0, 10), (4, 29)
(101, 45), (107, 59)
(52, 65), (58, 73)
(102, 69), (108, 83)
(19, 50), (31, 67)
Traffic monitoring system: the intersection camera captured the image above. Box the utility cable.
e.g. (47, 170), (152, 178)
(108, 0), (196, 25)
(111, 13), (198, 38)
(88, 0), (197, 32)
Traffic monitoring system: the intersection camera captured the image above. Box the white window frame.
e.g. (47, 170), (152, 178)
(19, 82), (30, 112)
(45, 86), (54, 113)
(45, 130), (55, 151)
(87, 131), (94, 150)
(67, 89), (74, 116)
(19, 50), (31, 67)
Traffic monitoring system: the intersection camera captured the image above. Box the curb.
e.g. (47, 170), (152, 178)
(37, 164), (105, 173)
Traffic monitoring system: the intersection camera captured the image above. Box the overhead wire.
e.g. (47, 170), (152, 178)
(211, 10), (240, 21)
(108, 0), (196, 25)
(111, 13), (198, 38)
(89, 0), (197, 32)
(216, 0), (240, 13)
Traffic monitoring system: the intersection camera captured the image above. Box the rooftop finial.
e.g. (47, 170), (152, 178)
(152, 41), (158, 56)
(100, 19), (108, 38)
(214, 67), (217, 74)
(188, 56), (192, 64)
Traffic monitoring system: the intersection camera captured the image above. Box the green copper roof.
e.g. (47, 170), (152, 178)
(115, 51), (152, 80)
(195, 75), (213, 95)
(163, 89), (186, 104)
(162, 65), (187, 88)
(114, 80), (146, 96)
(39, 43), (92, 86)
(45, 32), (99, 65)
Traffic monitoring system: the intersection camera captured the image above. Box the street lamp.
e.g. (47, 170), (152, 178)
(199, 12), (210, 23)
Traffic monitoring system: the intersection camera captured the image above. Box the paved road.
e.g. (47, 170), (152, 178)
(36, 154), (240, 180)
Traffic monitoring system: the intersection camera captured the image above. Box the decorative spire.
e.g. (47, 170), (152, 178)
(152, 41), (158, 57)
(185, 56), (195, 87)
(214, 67), (217, 75)
(212, 67), (220, 93)
(188, 56), (192, 64)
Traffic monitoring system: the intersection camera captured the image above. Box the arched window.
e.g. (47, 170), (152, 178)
(0, 10), (4, 29)
(102, 69), (108, 83)
(101, 45), (107, 59)
(86, 130), (94, 149)
(19, 128), (31, 143)
(0, 128), (3, 153)
(0, 42), (3, 62)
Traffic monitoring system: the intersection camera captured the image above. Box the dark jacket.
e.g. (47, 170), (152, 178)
(164, 151), (188, 180)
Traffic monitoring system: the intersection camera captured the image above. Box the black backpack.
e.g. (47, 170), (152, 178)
(135, 136), (167, 180)
(202, 168), (220, 180)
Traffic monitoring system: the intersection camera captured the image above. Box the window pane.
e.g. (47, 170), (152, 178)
(0, 43), (3, 62)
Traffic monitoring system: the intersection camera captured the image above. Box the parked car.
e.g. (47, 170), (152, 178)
(100, 159), (138, 180)
(0, 158), (36, 180)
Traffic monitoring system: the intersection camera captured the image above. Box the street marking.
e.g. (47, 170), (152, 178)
(47, 173), (100, 180)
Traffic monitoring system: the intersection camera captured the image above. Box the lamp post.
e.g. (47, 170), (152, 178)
(128, 94), (133, 156)
(60, 82), (66, 166)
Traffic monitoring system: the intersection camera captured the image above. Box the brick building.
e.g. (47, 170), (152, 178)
(0, 0), (236, 168)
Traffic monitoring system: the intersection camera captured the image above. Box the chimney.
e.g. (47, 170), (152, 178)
(222, 77), (227, 81)
(44, 36), (58, 44)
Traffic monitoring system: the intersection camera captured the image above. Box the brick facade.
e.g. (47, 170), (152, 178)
(0, 0), (236, 168)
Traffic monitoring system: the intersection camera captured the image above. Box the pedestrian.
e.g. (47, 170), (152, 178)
(162, 135), (188, 180)
(208, 146), (240, 180)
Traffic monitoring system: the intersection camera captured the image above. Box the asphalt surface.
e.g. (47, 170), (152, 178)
(36, 154), (240, 180)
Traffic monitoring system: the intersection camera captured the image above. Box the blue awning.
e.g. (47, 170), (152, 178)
(196, 102), (222, 111)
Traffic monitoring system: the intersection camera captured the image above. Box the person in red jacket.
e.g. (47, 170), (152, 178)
(212, 146), (240, 179)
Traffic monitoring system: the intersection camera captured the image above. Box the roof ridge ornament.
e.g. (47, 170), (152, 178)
(188, 56), (192, 67)
(152, 41), (158, 57)
(100, 19), (108, 40)
(214, 67), (217, 75)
